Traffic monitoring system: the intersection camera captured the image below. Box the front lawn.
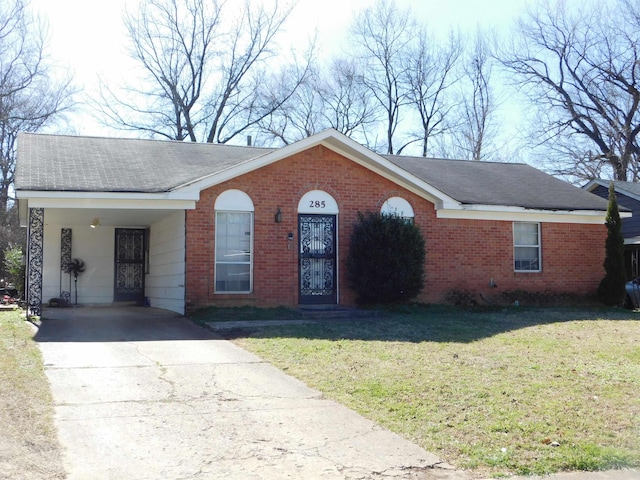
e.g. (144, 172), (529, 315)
(213, 306), (640, 477)
(0, 311), (65, 479)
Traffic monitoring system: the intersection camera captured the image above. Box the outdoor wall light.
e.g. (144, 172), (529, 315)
(90, 218), (101, 229)
(274, 208), (283, 223)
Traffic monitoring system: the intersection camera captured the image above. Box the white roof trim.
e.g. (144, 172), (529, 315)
(16, 190), (199, 201)
(23, 197), (195, 211)
(438, 206), (610, 224)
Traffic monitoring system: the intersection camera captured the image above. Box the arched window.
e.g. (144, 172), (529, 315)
(381, 196), (414, 222)
(214, 190), (254, 293)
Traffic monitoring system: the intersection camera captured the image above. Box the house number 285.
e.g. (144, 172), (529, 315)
(309, 200), (326, 208)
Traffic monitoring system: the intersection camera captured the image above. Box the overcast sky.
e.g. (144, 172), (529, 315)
(29, 0), (537, 138)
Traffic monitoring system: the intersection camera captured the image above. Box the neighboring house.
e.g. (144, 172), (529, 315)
(584, 179), (640, 279)
(15, 129), (613, 316)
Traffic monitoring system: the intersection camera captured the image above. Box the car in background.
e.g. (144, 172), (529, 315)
(0, 287), (19, 305)
(625, 278), (640, 309)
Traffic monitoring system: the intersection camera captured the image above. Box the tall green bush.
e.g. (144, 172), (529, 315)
(346, 211), (425, 304)
(3, 244), (25, 296)
(597, 182), (626, 306)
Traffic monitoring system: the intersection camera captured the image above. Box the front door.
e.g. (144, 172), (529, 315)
(114, 228), (146, 303)
(298, 214), (337, 304)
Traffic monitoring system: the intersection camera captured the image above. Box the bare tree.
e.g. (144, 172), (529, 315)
(97, 0), (310, 144)
(257, 57), (378, 146)
(319, 58), (378, 142)
(349, 0), (416, 154)
(499, 0), (640, 182)
(0, 0), (75, 211)
(256, 63), (325, 145)
(446, 29), (497, 161)
(0, 0), (74, 280)
(404, 29), (462, 157)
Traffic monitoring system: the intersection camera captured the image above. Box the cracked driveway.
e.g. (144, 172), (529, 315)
(36, 307), (454, 480)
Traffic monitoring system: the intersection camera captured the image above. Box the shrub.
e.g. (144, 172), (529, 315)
(597, 182), (626, 306)
(346, 211), (425, 304)
(3, 244), (25, 296)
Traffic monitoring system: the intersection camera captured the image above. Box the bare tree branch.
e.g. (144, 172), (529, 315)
(0, 0), (76, 210)
(498, 0), (640, 181)
(349, 0), (416, 154)
(96, 0), (309, 144)
(403, 28), (463, 157)
(444, 29), (499, 161)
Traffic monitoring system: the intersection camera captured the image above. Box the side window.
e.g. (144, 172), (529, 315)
(514, 222), (541, 272)
(214, 190), (253, 293)
(381, 197), (414, 222)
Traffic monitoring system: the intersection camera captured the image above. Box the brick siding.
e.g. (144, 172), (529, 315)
(185, 145), (606, 310)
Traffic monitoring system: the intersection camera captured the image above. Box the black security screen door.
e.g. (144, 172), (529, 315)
(114, 228), (145, 303)
(298, 214), (337, 304)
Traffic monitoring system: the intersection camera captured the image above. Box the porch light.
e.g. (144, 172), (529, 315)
(274, 208), (283, 223)
(90, 218), (101, 229)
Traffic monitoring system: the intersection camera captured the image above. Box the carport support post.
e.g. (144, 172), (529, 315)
(26, 208), (44, 319)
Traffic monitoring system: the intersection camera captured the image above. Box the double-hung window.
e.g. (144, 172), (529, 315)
(215, 190), (253, 293)
(514, 222), (541, 272)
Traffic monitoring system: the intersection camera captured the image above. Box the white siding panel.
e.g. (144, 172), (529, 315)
(146, 212), (185, 314)
(42, 223), (114, 305)
(42, 224), (61, 303)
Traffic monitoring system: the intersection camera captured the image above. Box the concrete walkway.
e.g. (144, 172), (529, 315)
(36, 307), (456, 480)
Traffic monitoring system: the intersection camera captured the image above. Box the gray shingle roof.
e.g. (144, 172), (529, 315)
(16, 132), (610, 212)
(383, 155), (610, 211)
(16, 133), (275, 192)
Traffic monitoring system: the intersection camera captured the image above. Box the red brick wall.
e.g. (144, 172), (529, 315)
(422, 216), (605, 303)
(185, 145), (606, 310)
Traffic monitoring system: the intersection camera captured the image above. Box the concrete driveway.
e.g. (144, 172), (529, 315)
(36, 307), (455, 480)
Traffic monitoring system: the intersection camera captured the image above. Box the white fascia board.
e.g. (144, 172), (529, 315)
(22, 196), (195, 211)
(624, 236), (640, 245)
(175, 129), (461, 209)
(17, 190), (199, 201)
(437, 206), (609, 224)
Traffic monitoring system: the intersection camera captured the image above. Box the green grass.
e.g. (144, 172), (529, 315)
(0, 311), (65, 479)
(214, 305), (640, 477)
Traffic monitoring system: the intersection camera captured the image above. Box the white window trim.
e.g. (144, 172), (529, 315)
(513, 222), (541, 273)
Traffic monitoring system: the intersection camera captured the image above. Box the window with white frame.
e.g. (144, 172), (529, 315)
(215, 190), (253, 293)
(514, 222), (541, 272)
